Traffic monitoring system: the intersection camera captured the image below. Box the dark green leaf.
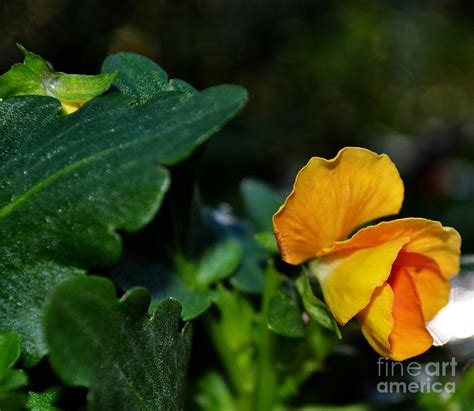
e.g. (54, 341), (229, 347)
(44, 276), (192, 411)
(102, 52), (181, 103)
(240, 178), (283, 232)
(114, 263), (213, 321)
(0, 52), (247, 363)
(296, 274), (341, 338)
(267, 291), (305, 338)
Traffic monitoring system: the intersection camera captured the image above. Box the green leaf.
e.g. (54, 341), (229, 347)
(114, 263), (213, 321)
(0, 332), (27, 399)
(27, 388), (62, 411)
(230, 238), (268, 294)
(0, 45), (117, 112)
(267, 290), (305, 338)
(229, 236), (265, 293)
(195, 372), (237, 411)
(0, 392), (26, 411)
(114, 237), (241, 321)
(227, 179), (282, 292)
(102, 52), (181, 103)
(278, 321), (335, 399)
(0, 332), (20, 380)
(115, 240), (241, 321)
(240, 178), (283, 232)
(254, 231), (279, 254)
(0, 369), (28, 392)
(201, 207), (265, 293)
(0, 51), (247, 363)
(206, 285), (257, 395)
(195, 238), (242, 288)
(44, 276), (192, 411)
(296, 274), (341, 338)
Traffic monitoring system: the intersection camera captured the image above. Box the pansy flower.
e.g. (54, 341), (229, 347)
(273, 147), (461, 360)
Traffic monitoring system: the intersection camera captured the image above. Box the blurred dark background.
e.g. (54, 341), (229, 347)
(1, 1), (473, 409)
(1, 0), (473, 252)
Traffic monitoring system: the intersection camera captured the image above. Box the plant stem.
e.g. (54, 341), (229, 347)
(252, 264), (281, 411)
(203, 265), (283, 410)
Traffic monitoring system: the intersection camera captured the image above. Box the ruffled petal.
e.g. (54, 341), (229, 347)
(387, 265), (433, 360)
(273, 147), (404, 264)
(322, 218), (461, 278)
(310, 237), (408, 325)
(395, 252), (450, 321)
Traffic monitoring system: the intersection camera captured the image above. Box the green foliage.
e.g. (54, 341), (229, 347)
(293, 405), (371, 411)
(254, 231), (279, 254)
(229, 233), (266, 293)
(267, 290), (305, 338)
(206, 284), (257, 399)
(417, 364), (474, 411)
(296, 273), (341, 339)
(227, 178), (284, 293)
(195, 372), (237, 411)
(0, 50), (246, 363)
(0, 332), (21, 380)
(3, 41), (469, 411)
(194, 238), (242, 288)
(0, 332), (27, 410)
(240, 178), (283, 232)
(0, 45), (117, 111)
(26, 388), (61, 411)
(115, 236), (242, 321)
(44, 276), (192, 411)
(114, 262), (214, 321)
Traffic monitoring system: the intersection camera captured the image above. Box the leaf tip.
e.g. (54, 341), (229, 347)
(16, 43), (28, 56)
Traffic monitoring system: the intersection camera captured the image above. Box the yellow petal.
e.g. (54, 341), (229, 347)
(273, 147), (404, 265)
(323, 218), (461, 278)
(357, 283), (394, 358)
(387, 266), (433, 361)
(395, 252), (450, 321)
(310, 237), (409, 325)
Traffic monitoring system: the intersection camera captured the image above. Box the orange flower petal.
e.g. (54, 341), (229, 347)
(395, 252), (450, 321)
(310, 237), (408, 325)
(322, 218), (461, 278)
(358, 267), (433, 361)
(357, 283), (394, 358)
(387, 266), (433, 360)
(273, 147), (404, 264)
